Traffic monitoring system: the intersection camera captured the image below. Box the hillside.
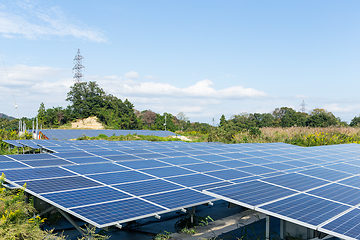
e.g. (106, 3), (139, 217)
(0, 113), (15, 120)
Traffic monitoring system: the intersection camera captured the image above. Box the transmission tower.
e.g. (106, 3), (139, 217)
(73, 49), (84, 83)
(300, 100), (306, 113)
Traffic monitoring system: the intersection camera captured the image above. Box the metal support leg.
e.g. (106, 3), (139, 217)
(280, 219), (284, 240)
(36, 206), (55, 217)
(57, 208), (85, 236)
(190, 206), (195, 224)
(266, 215), (270, 240)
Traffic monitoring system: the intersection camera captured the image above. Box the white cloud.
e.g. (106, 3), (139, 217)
(145, 75), (158, 79)
(124, 71), (139, 79)
(100, 77), (267, 99)
(0, 2), (106, 42)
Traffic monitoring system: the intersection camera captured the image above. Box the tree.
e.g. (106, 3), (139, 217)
(219, 115), (226, 127)
(37, 102), (46, 127)
(306, 108), (338, 127)
(141, 110), (157, 128)
(177, 112), (189, 131)
(350, 116), (360, 127)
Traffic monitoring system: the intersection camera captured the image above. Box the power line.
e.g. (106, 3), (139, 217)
(300, 100), (306, 113)
(73, 49), (84, 83)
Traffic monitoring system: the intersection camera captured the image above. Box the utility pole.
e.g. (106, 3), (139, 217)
(164, 115), (167, 131)
(73, 49), (84, 83)
(300, 100), (306, 113)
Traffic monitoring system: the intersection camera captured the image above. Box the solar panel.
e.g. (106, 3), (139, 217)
(258, 194), (350, 228)
(3, 140), (360, 240)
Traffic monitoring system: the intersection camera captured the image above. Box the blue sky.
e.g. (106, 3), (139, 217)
(0, 0), (360, 124)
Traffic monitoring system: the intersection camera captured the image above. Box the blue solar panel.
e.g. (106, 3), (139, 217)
(167, 174), (221, 187)
(307, 183), (360, 206)
(104, 155), (143, 161)
(117, 160), (171, 169)
(262, 163), (297, 171)
(0, 161), (29, 169)
(243, 151), (272, 158)
(64, 163), (129, 175)
(183, 163), (227, 172)
(299, 167), (352, 181)
(206, 180), (297, 207)
(140, 166), (195, 178)
(52, 152), (95, 158)
(205, 169), (252, 180)
(21, 159), (74, 167)
(8, 154), (58, 161)
(2, 167), (75, 181)
(143, 189), (213, 209)
(324, 163), (360, 175)
(159, 156), (203, 165)
(70, 198), (166, 226)
(42, 186), (132, 208)
(17, 176), (102, 194)
(192, 154), (231, 162)
(240, 157), (273, 165)
(238, 165), (277, 175)
(219, 152), (252, 159)
(160, 151), (190, 157)
(259, 194), (350, 227)
(113, 179), (182, 196)
(65, 156), (111, 164)
(320, 208), (360, 239)
(283, 160), (313, 168)
(214, 160), (253, 168)
(262, 173), (329, 191)
(88, 171), (154, 185)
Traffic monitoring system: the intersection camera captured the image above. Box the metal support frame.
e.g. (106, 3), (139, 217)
(57, 208), (85, 236)
(190, 206), (195, 224)
(280, 219), (284, 240)
(266, 215), (270, 240)
(36, 206), (55, 218)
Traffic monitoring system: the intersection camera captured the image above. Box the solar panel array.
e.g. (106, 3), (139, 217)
(2, 140), (360, 239)
(40, 129), (176, 140)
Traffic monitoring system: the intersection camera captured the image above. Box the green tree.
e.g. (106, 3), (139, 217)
(219, 114), (227, 127)
(350, 115), (360, 127)
(37, 102), (46, 127)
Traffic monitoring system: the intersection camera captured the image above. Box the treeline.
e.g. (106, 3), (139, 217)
(220, 107), (349, 131)
(2, 81), (360, 133)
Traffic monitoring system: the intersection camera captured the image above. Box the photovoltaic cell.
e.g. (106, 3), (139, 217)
(159, 157), (203, 165)
(321, 208), (360, 239)
(113, 179), (182, 196)
(205, 169), (252, 180)
(167, 174), (221, 187)
(143, 189), (213, 209)
(299, 167), (352, 182)
(259, 194), (350, 227)
(64, 163), (129, 175)
(182, 163), (226, 172)
(88, 171), (154, 185)
(117, 160), (171, 169)
(21, 159), (74, 167)
(42, 186), (132, 208)
(0, 161), (29, 169)
(141, 166), (195, 178)
(70, 198), (166, 226)
(262, 173), (329, 192)
(307, 183), (360, 206)
(238, 166), (277, 175)
(2, 167), (75, 181)
(17, 176), (102, 194)
(206, 180), (297, 207)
